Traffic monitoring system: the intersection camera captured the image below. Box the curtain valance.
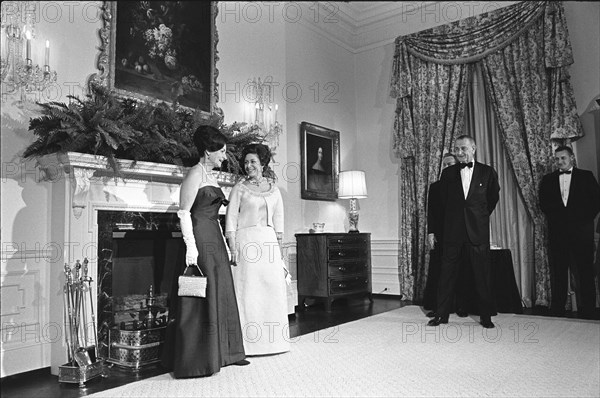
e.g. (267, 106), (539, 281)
(390, 1), (574, 99)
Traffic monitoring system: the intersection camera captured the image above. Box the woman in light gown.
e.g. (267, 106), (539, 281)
(225, 143), (291, 355)
(162, 125), (248, 378)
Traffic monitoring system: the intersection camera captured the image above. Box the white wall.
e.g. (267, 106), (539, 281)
(283, 16), (357, 235)
(354, 45), (399, 240)
(1, 1), (103, 377)
(216, 2), (289, 226)
(216, 2), (354, 240)
(565, 2), (600, 178)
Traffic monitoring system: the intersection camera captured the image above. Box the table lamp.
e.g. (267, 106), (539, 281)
(338, 170), (368, 233)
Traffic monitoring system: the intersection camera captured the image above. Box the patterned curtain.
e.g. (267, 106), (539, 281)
(390, 1), (583, 305)
(465, 64), (535, 307)
(480, 2), (582, 306)
(391, 53), (469, 300)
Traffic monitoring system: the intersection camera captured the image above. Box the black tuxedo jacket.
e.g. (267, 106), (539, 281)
(539, 168), (600, 243)
(427, 181), (443, 239)
(439, 162), (500, 245)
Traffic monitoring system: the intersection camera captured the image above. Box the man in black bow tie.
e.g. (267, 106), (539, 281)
(428, 135), (500, 329)
(539, 146), (600, 319)
(424, 153), (469, 318)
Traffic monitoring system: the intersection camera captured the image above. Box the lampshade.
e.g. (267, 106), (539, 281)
(338, 170), (368, 199)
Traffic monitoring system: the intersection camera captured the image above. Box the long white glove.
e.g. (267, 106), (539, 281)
(225, 232), (238, 265)
(178, 210), (198, 266)
(283, 267), (292, 286)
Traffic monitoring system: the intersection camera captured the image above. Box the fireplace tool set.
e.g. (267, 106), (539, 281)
(58, 258), (105, 387)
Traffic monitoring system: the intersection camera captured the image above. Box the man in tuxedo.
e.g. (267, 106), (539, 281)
(423, 153), (470, 318)
(428, 135), (500, 329)
(539, 146), (600, 319)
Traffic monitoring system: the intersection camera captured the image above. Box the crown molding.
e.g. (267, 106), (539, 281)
(298, 1), (518, 53)
(298, 2), (439, 53)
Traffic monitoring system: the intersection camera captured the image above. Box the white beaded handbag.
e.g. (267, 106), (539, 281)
(178, 264), (207, 297)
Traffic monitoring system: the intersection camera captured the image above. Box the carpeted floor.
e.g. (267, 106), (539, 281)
(88, 306), (600, 397)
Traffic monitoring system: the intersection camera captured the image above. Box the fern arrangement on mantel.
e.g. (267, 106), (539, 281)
(22, 84), (264, 176)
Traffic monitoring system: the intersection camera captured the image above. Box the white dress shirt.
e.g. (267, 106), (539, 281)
(460, 162), (474, 199)
(559, 167), (573, 206)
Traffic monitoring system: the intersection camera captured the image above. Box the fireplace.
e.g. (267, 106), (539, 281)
(97, 210), (178, 364)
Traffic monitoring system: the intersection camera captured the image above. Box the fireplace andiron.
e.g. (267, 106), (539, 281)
(107, 284), (168, 370)
(58, 258), (105, 387)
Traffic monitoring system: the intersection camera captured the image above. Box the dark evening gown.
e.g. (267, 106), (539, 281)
(162, 185), (246, 378)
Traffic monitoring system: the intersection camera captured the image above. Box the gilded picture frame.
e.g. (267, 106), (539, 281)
(300, 122), (340, 201)
(88, 1), (221, 117)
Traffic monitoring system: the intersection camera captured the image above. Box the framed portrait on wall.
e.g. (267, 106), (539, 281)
(89, 1), (220, 117)
(300, 122), (340, 201)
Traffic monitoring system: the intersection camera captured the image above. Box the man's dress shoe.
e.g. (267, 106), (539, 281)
(427, 316), (448, 326)
(456, 309), (468, 318)
(480, 317), (494, 329)
(426, 311), (436, 318)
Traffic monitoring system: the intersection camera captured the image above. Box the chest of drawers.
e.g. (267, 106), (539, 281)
(295, 233), (372, 312)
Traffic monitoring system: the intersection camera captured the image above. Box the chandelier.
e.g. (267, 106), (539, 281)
(246, 77), (283, 150)
(1, 1), (57, 104)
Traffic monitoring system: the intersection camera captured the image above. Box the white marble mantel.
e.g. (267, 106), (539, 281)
(37, 152), (240, 219)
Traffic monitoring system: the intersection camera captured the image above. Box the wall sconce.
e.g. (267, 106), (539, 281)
(1, 1), (57, 104)
(338, 170), (368, 233)
(246, 77), (283, 150)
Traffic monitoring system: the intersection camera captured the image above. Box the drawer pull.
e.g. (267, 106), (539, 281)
(338, 252), (345, 257)
(338, 266), (346, 272)
(338, 283), (346, 288)
(336, 239), (343, 243)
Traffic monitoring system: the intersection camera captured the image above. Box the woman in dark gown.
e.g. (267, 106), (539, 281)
(162, 126), (247, 378)
(307, 146), (331, 191)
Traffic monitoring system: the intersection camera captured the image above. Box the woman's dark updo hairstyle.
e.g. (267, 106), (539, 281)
(240, 143), (276, 180)
(193, 125), (227, 156)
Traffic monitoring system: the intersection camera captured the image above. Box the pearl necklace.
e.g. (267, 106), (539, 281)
(199, 162), (217, 180)
(247, 176), (265, 186)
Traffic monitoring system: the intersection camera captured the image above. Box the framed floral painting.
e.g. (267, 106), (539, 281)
(300, 122), (340, 201)
(90, 1), (219, 116)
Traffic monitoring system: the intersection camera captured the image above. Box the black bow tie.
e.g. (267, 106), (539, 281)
(459, 162), (473, 169)
(559, 170), (572, 175)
